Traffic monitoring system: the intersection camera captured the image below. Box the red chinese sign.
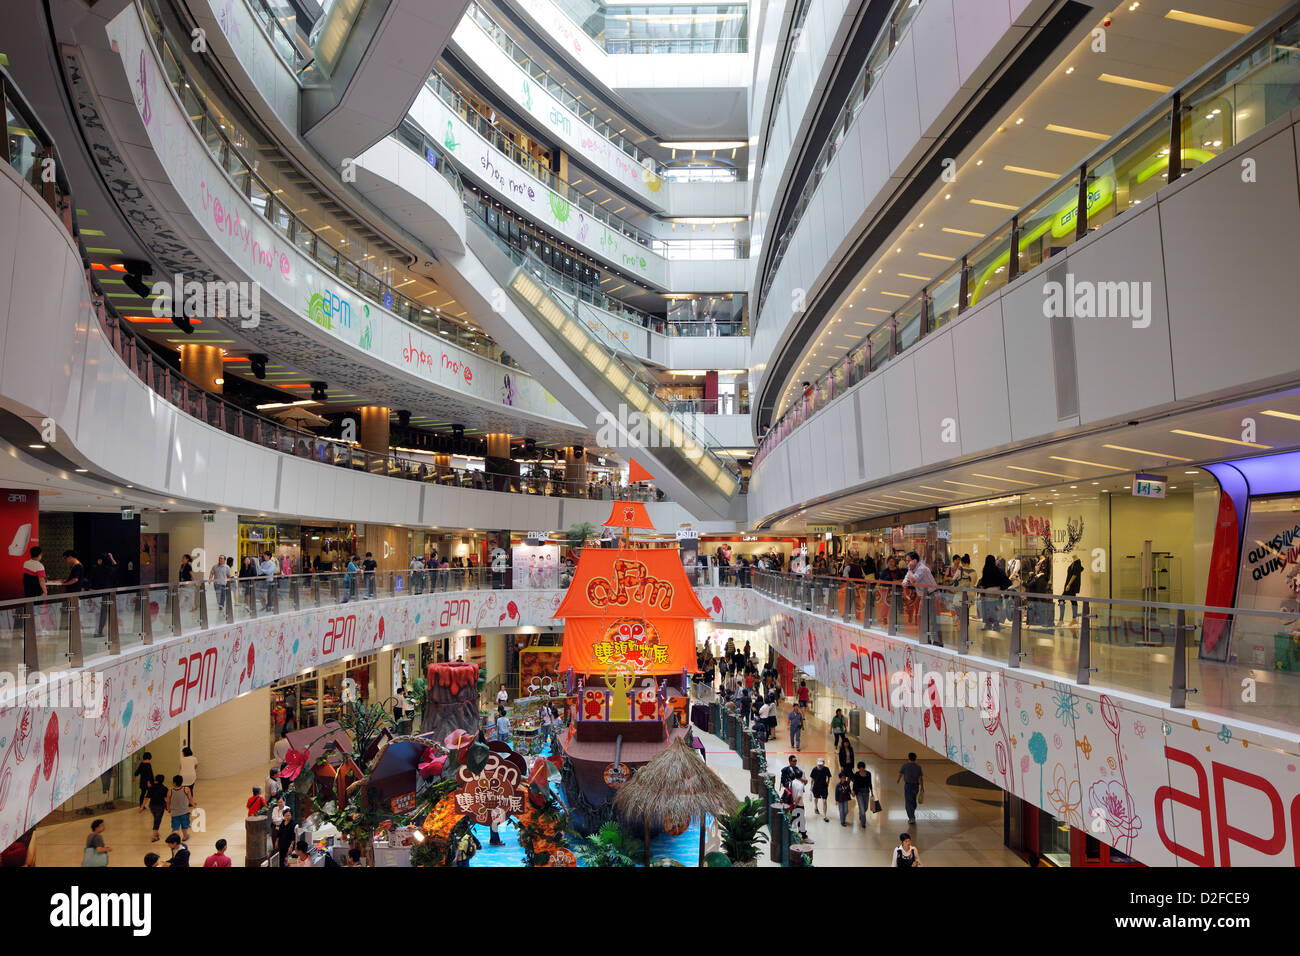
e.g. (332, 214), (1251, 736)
(453, 742), (528, 824)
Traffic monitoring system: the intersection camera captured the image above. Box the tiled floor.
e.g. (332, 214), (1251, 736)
(696, 690), (1026, 867)
(32, 765), (266, 867)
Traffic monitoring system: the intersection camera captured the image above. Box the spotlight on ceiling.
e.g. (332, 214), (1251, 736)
(310, 381), (328, 402)
(248, 354), (268, 380)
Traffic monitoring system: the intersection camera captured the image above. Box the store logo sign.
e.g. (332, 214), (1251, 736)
(322, 614), (357, 655)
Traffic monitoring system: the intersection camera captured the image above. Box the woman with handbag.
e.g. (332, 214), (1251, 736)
(82, 819), (110, 867)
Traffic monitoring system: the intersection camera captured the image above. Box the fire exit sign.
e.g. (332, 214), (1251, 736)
(1132, 474), (1167, 499)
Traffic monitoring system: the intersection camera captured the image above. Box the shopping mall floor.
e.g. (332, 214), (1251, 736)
(29, 707), (1024, 868)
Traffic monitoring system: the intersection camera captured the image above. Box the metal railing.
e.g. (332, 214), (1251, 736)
(138, 5), (515, 365)
(755, 9), (1300, 464)
(755, 0), (921, 319)
(461, 3), (740, 183)
(426, 71), (748, 260)
(0, 568), (749, 685)
(549, 0), (749, 54)
(751, 570), (1300, 734)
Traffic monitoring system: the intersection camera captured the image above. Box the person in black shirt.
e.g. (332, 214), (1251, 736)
(809, 758), (832, 822)
(163, 833), (190, 867)
(851, 762), (874, 827)
(61, 551), (86, 592)
(178, 554), (193, 583)
(133, 752), (154, 810)
(275, 809), (297, 866)
(141, 773), (168, 842)
(362, 552), (377, 598)
(89, 553), (117, 637)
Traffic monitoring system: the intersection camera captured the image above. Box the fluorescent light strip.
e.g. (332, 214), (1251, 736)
(1045, 123), (1109, 141)
(864, 307), (892, 314)
(1164, 9), (1251, 33)
(1262, 409), (1300, 422)
(898, 273), (930, 281)
(1169, 428), (1272, 450)
(1098, 73), (1174, 94)
(880, 292), (910, 299)
(1006, 465), (1078, 479)
(969, 199), (1019, 210)
(942, 227), (984, 238)
(917, 252), (955, 261)
(1102, 443), (1191, 462)
(1048, 455), (1126, 471)
(1003, 164), (1060, 180)
(970, 473), (1035, 487)
(943, 479), (1000, 491)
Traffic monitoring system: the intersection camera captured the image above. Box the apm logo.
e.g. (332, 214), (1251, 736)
(50, 887), (151, 936)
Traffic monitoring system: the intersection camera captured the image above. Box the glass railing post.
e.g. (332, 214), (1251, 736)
(1008, 215), (1020, 282)
(958, 591), (970, 653)
(958, 255), (969, 314)
(1076, 600), (1095, 684)
(1075, 165), (1090, 241)
(66, 596), (83, 668)
(197, 582), (209, 630)
(170, 584), (182, 636)
(270, 579), (280, 614)
(1171, 608), (1190, 708)
(888, 587), (900, 636)
(22, 604), (38, 670)
(107, 594), (121, 654)
(1167, 90), (1184, 183)
(1009, 595), (1025, 668)
(139, 587), (153, 645)
(224, 582), (234, 624)
(290, 577), (300, 611)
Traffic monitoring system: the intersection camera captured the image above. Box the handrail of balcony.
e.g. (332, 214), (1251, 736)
(135, 6), (526, 368)
(0, 567), (749, 687)
(426, 72), (748, 261)
(750, 569), (1300, 730)
(754, 9), (1300, 467)
(548, 0), (749, 55)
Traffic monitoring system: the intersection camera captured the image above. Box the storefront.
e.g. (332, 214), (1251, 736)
(269, 653), (378, 739)
(1004, 793), (1142, 867)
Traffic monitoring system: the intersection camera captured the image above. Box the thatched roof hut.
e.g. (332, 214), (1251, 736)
(613, 735), (739, 865)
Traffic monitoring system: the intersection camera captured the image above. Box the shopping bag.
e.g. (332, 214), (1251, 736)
(916, 787), (925, 805)
(872, 798), (883, 814)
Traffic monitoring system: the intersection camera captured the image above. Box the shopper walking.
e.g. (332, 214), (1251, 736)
(809, 758), (831, 821)
(837, 736), (855, 775)
(275, 808), (297, 867)
(786, 704), (804, 750)
(897, 752), (924, 825)
(797, 680), (810, 710)
(258, 551), (277, 610)
(141, 773), (167, 842)
(82, 819), (110, 867)
(203, 839), (232, 867)
(830, 708), (846, 749)
(835, 772), (854, 827)
(168, 774), (194, 840)
(179, 746), (198, 798)
(892, 833), (921, 867)
(343, 555), (359, 602)
(133, 751), (154, 808)
(211, 554), (230, 610)
(852, 761), (875, 826)
(90, 552), (117, 637)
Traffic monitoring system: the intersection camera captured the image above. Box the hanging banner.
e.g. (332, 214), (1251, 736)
(0, 490), (38, 601)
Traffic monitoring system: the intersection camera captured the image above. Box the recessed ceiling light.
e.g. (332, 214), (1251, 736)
(1004, 164), (1059, 179)
(1065, 66), (1075, 75)
(28, 444), (46, 449)
(942, 227), (983, 238)
(1262, 409), (1300, 422)
(1049, 455), (1125, 471)
(970, 198), (1019, 210)
(75, 468), (88, 473)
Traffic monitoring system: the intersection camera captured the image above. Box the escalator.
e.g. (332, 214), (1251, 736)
(430, 218), (743, 520)
(300, 0), (470, 162)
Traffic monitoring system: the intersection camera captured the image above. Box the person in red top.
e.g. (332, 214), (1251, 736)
(797, 681), (811, 709)
(246, 786), (266, 816)
(203, 839), (232, 867)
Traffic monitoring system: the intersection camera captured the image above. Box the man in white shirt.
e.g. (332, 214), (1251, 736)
(410, 555), (426, 594)
(211, 554), (231, 609)
(272, 730), (291, 766)
(903, 551), (937, 592)
(789, 775), (811, 844)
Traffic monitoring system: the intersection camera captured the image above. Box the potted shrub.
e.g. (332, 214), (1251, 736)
(719, 797), (768, 866)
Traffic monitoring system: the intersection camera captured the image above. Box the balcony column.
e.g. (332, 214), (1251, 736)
(564, 446), (586, 495)
(485, 432), (516, 492)
(704, 370), (719, 414)
(178, 344), (224, 395)
(357, 406), (390, 455)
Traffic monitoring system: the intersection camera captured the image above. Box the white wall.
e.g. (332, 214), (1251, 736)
(748, 111), (1300, 525)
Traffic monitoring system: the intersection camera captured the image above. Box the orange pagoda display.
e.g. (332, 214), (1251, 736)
(553, 494), (709, 832)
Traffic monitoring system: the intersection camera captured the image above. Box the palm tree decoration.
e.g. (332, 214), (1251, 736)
(719, 797), (769, 865)
(575, 821), (638, 867)
(567, 521), (595, 557)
